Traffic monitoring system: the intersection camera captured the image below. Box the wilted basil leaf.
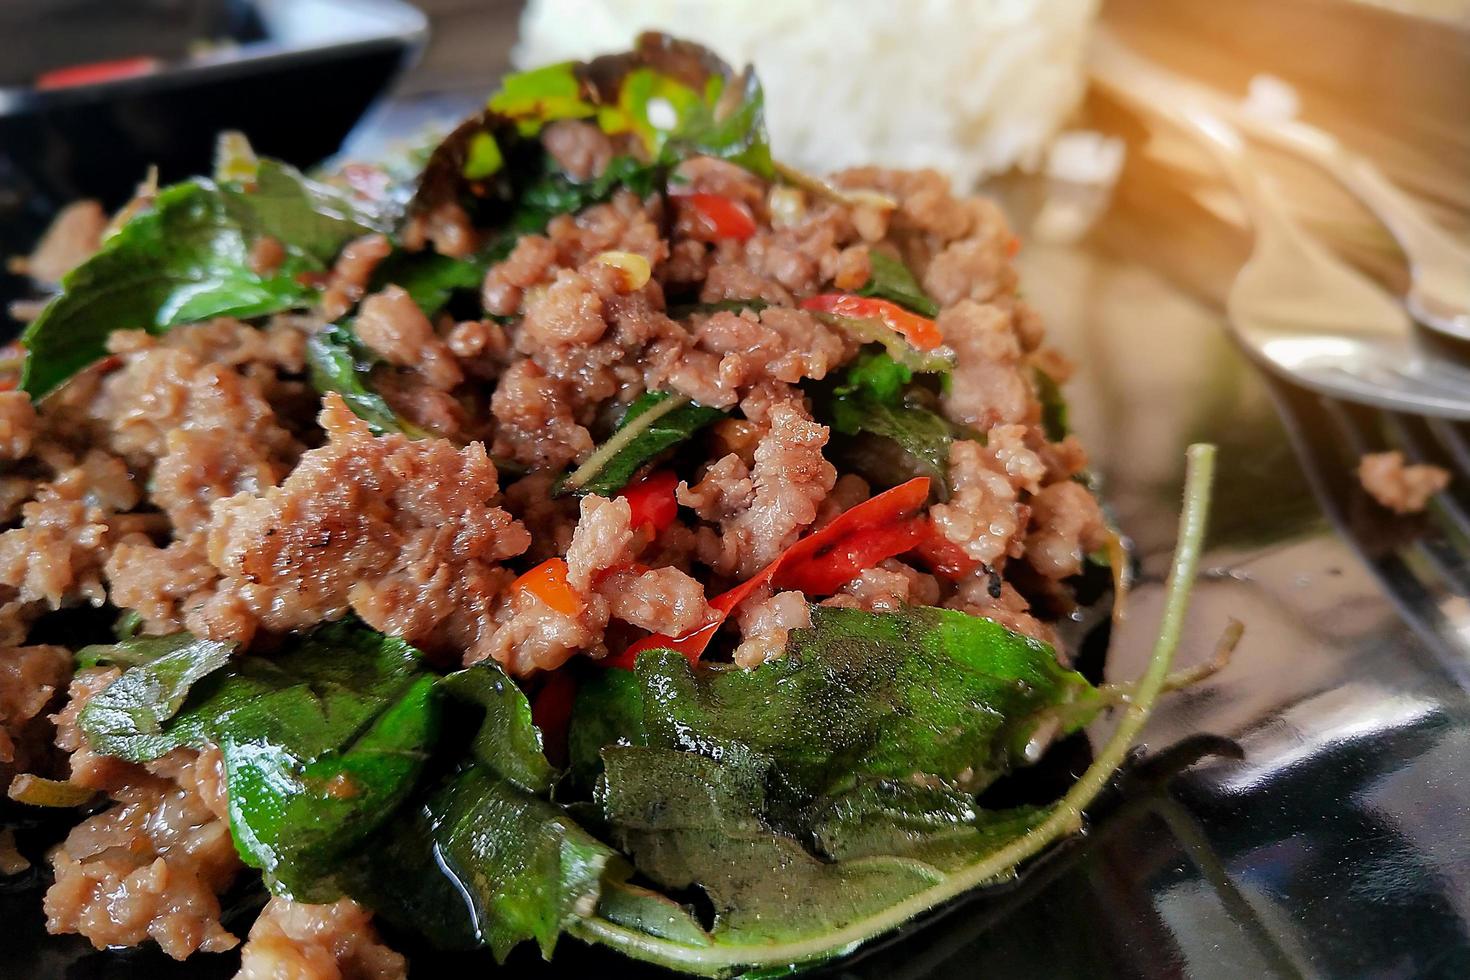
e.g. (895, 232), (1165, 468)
(557, 390), (725, 497)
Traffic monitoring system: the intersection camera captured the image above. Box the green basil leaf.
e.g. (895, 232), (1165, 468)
(411, 34), (772, 228)
(573, 606), (1099, 802)
(857, 251), (939, 318)
(511, 155), (662, 233)
(366, 250), (487, 319)
(225, 159), (392, 264)
(21, 162), (386, 400)
(557, 390), (725, 497)
(441, 662), (555, 794)
(304, 323), (426, 437)
(830, 391), (956, 492)
(348, 766), (622, 961)
(598, 745), (944, 946)
(834, 349), (913, 405)
(78, 622), (437, 898)
(1035, 366), (1071, 442)
(75, 634), (233, 752)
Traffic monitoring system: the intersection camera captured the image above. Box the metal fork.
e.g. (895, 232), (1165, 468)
(1093, 40), (1470, 421)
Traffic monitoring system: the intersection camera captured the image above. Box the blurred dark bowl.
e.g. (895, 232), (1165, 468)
(0, 0), (427, 310)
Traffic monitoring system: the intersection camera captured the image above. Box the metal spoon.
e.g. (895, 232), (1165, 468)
(1093, 41), (1470, 420)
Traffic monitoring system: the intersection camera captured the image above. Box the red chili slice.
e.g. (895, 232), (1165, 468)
(530, 669), (577, 767)
(800, 293), (943, 351)
(621, 470), (680, 537)
(678, 192), (758, 241)
(605, 477), (932, 669)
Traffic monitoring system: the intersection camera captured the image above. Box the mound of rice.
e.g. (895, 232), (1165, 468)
(514, 0), (1100, 187)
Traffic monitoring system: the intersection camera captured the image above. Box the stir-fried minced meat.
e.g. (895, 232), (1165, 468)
(733, 586), (812, 668)
(44, 747), (241, 960)
(3, 96), (1125, 968)
(1358, 451), (1450, 514)
(356, 285), (464, 390)
(235, 896), (407, 980)
(0, 644), (71, 782)
(0, 391), (38, 462)
(1024, 481), (1109, 581)
(206, 394), (530, 651)
(0, 449), (139, 627)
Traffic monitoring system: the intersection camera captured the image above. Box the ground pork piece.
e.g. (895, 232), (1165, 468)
(0, 391), (38, 461)
(482, 235), (559, 315)
(673, 157), (768, 207)
(938, 301), (1033, 429)
(521, 267), (610, 348)
(45, 750), (242, 960)
(828, 560), (941, 613)
(477, 494), (655, 673)
(695, 261), (794, 306)
(475, 587), (608, 676)
(0, 644), (71, 781)
(25, 199), (106, 284)
(87, 336), (299, 532)
(1024, 481), (1109, 581)
(1038, 433), (1090, 483)
(321, 233), (392, 319)
(542, 119), (614, 181)
(565, 495), (636, 593)
(206, 394), (530, 653)
(105, 534), (220, 635)
(236, 896), (406, 980)
(690, 306), (852, 388)
(355, 285), (464, 390)
(597, 565), (713, 636)
(249, 235), (286, 277)
(0, 450), (139, 610)
(146, 317), (310, 376)
(678, 454), (755, 523)
(815, 473), (871, 528)
(928, 439), (1029, 570)
(52, 667), (139, 791)
(986, 423), (1048, 495)
(921, 199), (1019, 307)
(945, 575), (1058, 648)
(490, 359), (594, 469)
(648, 342), (739, 409)
(733, 586), (812, 668)
(1358, 451), (1450, 514)
(720, 204), (855, 297)
(402, 200), (478, 258)
(694, 399), (836, 578)
(544, 191), (668, 270)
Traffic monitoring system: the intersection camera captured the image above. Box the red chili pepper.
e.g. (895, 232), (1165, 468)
(512, 558), (584, 616)
(678, 192), (757, 241)
(606, 477), (932, 669)
(800, 294), (943, 351)
(621, 470), (679, 537)
(36, 57), (161, 91)
(910, 519), (983, 579)
(774, 517), (930, 596)
(530, 669), (577, 767)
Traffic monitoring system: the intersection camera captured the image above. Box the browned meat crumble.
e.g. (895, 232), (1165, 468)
(1358, 450), (1450, 514)
(1, 114), (1110, 967)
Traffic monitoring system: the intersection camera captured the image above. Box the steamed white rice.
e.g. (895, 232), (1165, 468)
(514, 0), (1100, 187)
